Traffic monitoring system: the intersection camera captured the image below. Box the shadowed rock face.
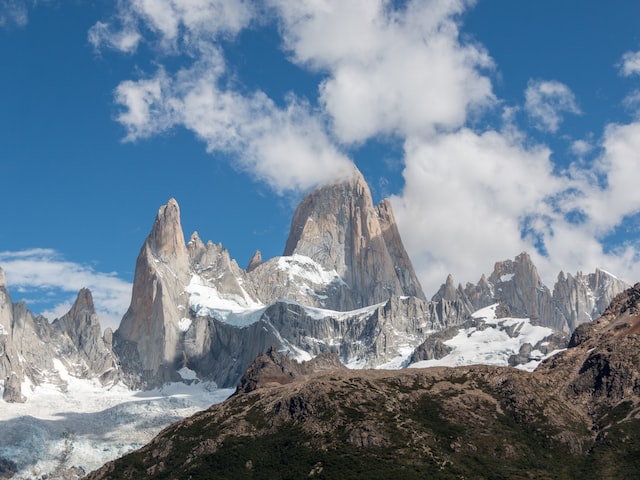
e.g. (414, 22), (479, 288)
(53, 288), (120, 384)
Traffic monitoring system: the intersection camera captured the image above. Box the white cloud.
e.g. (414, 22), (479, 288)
(271, 0), (494, 143)
(390, 128), (561, 292)
(570, 139), (593, 157)
(392, 118), (640, 296)
(89, 0), (255, 53)
(619, 50), (640, 77)
(114, 57), (354, 193)
(0, 249), (132, 331)
(0, 0), (29, 27)
(524, 79), (581, 133)
(88, 20), (142, 54)
(581, 122), (640, 233)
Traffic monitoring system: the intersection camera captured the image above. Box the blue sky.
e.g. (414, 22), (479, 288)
(1, 0), (640, 331)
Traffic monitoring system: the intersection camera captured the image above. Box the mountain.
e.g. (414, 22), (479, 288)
(113, 169), (466, 389)
(0, 268), (120, 403)
(0, 169), (637, 479)
(434, 252), (628, 334)
(283, 168), (426, 308)
(414, 253), (628, 370)
(87, 284), (640, 480)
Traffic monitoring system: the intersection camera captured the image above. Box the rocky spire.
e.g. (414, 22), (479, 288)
(0, 267), (5, 289)
(115, 198), (191, 387)
(147, 198), (186, 259)
(246, 250), (263, 273)
(432, 274), (458, 302)
(53, 288), (120, 384)
(283, 168), (425, 309)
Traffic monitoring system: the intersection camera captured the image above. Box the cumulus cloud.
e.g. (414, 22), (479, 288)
(619, 50), (640, 77)
(390, 128), (561, 291)
(391, 119), (640, 295)
(271, 0), (494, 143)
(524, 79), (581, 133)
(93, 0), (353, 193)
(570, 139), (593, 157)
(113, 58), (353, 192)
(0, 249), (132, 331)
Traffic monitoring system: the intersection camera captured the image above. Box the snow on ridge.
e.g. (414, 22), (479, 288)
(500, 273), (515, 282)
(279, 298), (385, 321)
(178, 318), (192, 332)
(411, 303), (558, 372)
(185, 274), (265, 327)
(0, 324), (7, 335)
(277, 254), (343, 286)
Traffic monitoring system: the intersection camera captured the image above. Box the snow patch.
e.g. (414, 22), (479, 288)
(178, 317), (192, 332)
(0, 370), (233, 479)
(410, 303), (560, 372)
(500, 273), (515, 282)
(0, 323), (7, 335)
(177, 367), (197, 381)
(186, 274), (266, 327)
(277, 254), (343, 286)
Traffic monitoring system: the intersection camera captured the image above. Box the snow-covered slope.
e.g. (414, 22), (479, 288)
(0, 363), (232, 479)
(409, 304), (565, 372)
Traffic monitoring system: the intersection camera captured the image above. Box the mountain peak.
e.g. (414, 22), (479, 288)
(282, 166), (425, 308)
(69, 287), (95, 317)
(246, 249), (263, 272)
(147, 198), (186, 259)
(0, 267), (5, 289)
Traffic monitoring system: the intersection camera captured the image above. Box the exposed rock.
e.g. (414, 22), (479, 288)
(2, 372), (25, 403)
(114, 199), (191, 387)
(538, 283), (640, 422)
(235, 348), (345, 394)
(112, 171), (444, 388)
(553, 268), (630, 332)
(89, 286), (640, 478)
(246, 249), (262, 272)
(283, 168), (425, 310)
(436, 252), (629, 334)
(52, 288), (120, 384)
(0, 457), (17, 480)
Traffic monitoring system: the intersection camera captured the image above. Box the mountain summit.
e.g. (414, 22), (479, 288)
(284, 169), (425, 309)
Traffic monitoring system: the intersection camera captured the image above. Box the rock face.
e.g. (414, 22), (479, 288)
(246, 250), (262, 272)
(52, 288), (120, 384)
(114, 198), (191, 386)
(283, 169), (425, 309)
(0, 268), (120, 402)
(434, 252), (629, 334)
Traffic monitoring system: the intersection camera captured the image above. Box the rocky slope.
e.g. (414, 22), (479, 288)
(88, 284), (640, 480)
(0, 268), (120, 403)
